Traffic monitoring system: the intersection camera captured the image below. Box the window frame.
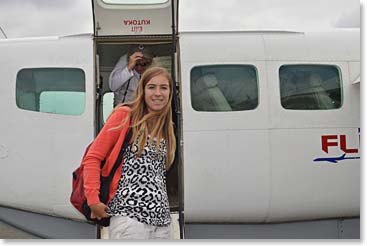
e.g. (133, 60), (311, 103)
(190, 64), (260, 112)
(15, 67), (86, 116)
(100, 0), (168, 5)
(97, 0), (171, 9)
(278, 64), (343, 111)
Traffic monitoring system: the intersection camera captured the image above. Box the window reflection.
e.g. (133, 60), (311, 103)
(279, 65), (342, 110)
(16, 68), (85, 115)
(190, 65), (258, 112)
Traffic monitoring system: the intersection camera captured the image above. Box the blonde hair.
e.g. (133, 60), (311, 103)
(111, 67), (176, 169)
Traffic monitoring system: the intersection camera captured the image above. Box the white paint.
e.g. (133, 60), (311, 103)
(180, 30), (359, 223)
(0, 35), (95, 219)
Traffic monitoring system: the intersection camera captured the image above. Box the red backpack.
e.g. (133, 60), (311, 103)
(70, 129), (132, 227)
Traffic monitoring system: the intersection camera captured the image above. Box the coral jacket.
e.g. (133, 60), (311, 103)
(82, 106), (130, 206)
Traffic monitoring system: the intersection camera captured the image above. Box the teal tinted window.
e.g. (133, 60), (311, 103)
(190, 65), (258, 112)
(279, 65), (342, 110)
(16, 68), (85, 115)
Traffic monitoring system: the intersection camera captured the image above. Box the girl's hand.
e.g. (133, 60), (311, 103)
(89, 202), (110, 220)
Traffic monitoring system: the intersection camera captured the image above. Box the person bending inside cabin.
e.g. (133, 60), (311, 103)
(83, 67), (176, 239)
(109, 44), (154, 106)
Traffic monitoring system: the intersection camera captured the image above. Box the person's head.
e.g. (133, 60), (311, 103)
(127, 44), (154, 74)
(130, 67), (173, 114)
(119, 67), (176, 168)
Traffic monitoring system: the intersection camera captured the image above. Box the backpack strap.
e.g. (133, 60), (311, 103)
(107, 128), (132, 181)
(121, 78), (132, 104)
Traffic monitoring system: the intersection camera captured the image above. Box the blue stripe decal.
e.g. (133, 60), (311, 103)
(313, 153), (360, 164)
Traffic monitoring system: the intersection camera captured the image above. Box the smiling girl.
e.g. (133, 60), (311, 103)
(83, 67), (176, 239)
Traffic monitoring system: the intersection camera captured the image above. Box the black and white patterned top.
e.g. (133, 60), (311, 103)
(107, 136), (171, 226)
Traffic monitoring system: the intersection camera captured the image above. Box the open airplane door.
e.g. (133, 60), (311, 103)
(93, 0), (177, 36)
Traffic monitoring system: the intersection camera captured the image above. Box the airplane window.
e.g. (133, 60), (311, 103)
(103, 92), (114, 123)
(190, 65), (258, 112)
(101, 0), (168, 5)
(279, 65), (342, 110)
(16, 68), (85, 115)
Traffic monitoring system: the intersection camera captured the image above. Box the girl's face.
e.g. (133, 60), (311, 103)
(144, 74), (170, 113)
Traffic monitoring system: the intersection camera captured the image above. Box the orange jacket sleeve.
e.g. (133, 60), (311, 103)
(82, 107), (130, 206)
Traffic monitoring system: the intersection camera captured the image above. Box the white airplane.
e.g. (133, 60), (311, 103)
(0, 0), (360, 239)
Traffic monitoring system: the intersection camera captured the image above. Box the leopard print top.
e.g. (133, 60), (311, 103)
(107, 137), (171, 226)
